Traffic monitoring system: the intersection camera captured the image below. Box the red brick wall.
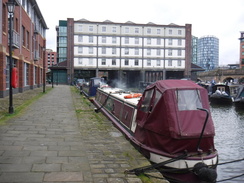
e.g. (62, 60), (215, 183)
(0, 0), (46, 98)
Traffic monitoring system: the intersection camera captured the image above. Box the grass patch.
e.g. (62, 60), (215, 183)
(0, 87), (52, 125)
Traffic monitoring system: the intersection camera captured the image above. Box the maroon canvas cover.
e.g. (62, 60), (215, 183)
(135, 80), (216, 154)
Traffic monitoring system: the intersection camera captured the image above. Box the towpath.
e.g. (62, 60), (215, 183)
(0, 85), (167, 183)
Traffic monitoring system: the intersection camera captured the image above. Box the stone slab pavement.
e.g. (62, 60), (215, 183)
(0, 85), (168, 183)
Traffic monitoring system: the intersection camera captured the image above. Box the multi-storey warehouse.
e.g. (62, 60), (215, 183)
(0, 0), (48, 98)
(56, 19), (192, 87)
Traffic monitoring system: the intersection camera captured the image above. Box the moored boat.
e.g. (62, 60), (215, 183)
(233, 85), (244, 107)
(93, 80), (218, 183)
(209, 84), (233, 104)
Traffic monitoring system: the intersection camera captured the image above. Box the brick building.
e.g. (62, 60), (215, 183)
(0, 0), (48, 98)
(239, 31), (244, 69)
(46, 49), (57, 68)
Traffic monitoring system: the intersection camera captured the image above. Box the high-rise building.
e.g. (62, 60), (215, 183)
(0, 0), (48, 98)
(55, 19), (192, 86)
(239, 31), (244, 69)
(197, 36), (219, 71)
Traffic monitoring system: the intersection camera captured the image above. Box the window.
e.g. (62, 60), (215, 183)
(147, 59), (151, 66)
(78, 58), (82, 64)
(24, 63), (29, 86)
(178, 39), (182, 46)
(157, 49), (161, 56)
(26, 31), (30, 49)
(178, 60), (182, 66)
(112, 48), (116, 54)
(102, 59), (106, 65)
(78, 25), (82, 32)
(125, 37), (129, 44)
(112, 37), (116, 43)
(168, 49), (172, 56)
(78, 47), (83, 53)
(176, 90), (202, 111)
(157, 29), (161, 34)
(22, 25), (26, 46)
(125, 27), (129, 33)
(157, 38), (161, 45)
(139, 89), (154, 112)
(112, 59), (116, 65)
(102, 26), (106, 32)
(168, 60), (172, 66)
(125, 59), (129, 65)
(89, 36), (93, 43)
(156, 60), (161, 66)
(147, 49), (151, 55)
(89, 58), (93, 65)
(135, 28), (139, 33)
(78, 35), (83, 42)
(5, 58), (9, 89)
(102, 36), (106, 43)
(169, 29), (172, 34)
(147, 38), (151, 45)
(135, 38), (139, 44)
(178, 50), (182, 56)
(168, 39), (172, 45)
(125, 48), (129, 55)
(135, 59), (139, 66)
(112, 27), (116, 32)
(178, 30), (182, 35)
(89, 26), (93, 31)
(89, 47), (93, 54)
(102, 47), (106, 54)
(135, 48), (139, 55)
(147, 28), (151, 34)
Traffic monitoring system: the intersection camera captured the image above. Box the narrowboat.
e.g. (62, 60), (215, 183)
(209, 83), (233, 104)
(233, 85), (244, 107)
(93, 80), (218, 183)
(81, 77), (105, 98)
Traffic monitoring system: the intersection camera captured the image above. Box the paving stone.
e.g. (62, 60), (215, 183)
(43, 172), (83, 182)
(32, 163), (61, 172)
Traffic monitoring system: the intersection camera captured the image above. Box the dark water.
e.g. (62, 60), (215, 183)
(210, 104), (244, 182)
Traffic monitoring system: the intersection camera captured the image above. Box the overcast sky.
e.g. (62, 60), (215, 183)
(36, 0), (244, 66)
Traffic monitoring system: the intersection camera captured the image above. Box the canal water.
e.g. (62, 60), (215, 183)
(210, 104), (244, 182)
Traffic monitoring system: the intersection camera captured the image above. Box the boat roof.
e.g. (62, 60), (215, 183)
(98, 87), (141, 106)
(146, 80), (203, 93)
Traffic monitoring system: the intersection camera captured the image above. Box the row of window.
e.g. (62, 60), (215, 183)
(5, 58), (42, 89)
(78, 25), (183, 35)
(77, 58), (182, 67)
(77, 35), (183, 46)
(77, 47), (183, 56)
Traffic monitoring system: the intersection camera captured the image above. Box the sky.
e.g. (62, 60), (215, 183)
(36, 0), (244, 66)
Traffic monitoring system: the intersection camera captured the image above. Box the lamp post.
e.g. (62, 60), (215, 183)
(7, 0), (17, 114)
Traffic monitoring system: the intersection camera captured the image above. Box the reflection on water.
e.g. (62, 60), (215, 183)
(210, 104), (244, 182)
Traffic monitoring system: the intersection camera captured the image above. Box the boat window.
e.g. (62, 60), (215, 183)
(154, 90), (162, 107)
(176, 90), (202, 111)
(140, 89), (154, 112)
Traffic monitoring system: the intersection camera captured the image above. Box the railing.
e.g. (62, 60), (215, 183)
(8, 29), (20, 49)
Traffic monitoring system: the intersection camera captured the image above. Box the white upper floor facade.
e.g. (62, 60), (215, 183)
(72, 20), (188, 71)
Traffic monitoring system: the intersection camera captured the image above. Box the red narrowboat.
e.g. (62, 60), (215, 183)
(93, 80), (218, 183)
